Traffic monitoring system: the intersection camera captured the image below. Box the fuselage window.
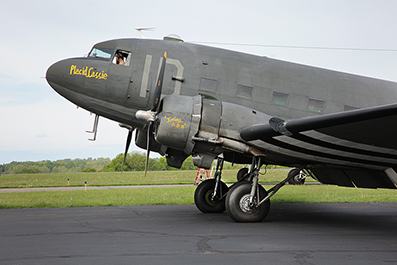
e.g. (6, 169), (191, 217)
(307, 98), (325, 112)
(236, 84), (253, 99)
(344, 105), (359, 111)
(199, 77), (218, 93)
(112, 50), (131, 66)
(272, 91), (289, 106)
(88, 48), (114, 60)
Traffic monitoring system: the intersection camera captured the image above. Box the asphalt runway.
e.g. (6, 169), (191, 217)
(1, 203), (397, 265)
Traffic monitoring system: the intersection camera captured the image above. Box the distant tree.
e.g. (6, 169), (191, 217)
(180, 156), (196, 170)
(87, 157), (111, 171)
(81, 167), (97, 172)
(102, 154), (124, 172)
(52, 166), (69, 173)
(129, 152), (146, 171)
(157, 157), (169, 170)
(103, 152), (149, 172)
(1, 154), (203, 174)
(15, 168), (41, 174)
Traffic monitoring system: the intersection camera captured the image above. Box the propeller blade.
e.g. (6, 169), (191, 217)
(144, 122), (152, 176)
(150, 52), (167, 112)
(121, 128), (134, 173)
(142, 51), (166, 175)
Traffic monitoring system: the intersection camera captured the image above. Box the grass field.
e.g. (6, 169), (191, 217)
(0, 169), (291, 188)
(1, 169), (397, 209)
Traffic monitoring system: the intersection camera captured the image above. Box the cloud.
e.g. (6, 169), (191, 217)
(35, 134), (48, 138)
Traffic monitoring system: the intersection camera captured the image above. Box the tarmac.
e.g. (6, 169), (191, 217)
(1, 203), (397, 264)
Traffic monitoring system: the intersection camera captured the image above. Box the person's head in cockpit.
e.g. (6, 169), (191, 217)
(116, 53), (125, 65)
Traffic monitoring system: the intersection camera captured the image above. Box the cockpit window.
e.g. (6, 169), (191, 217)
(88, 48), (114, 59)
(112, 50), (131, 66)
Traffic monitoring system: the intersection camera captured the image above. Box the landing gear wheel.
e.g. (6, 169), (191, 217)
(287, 168), (306, 185)
(225, 181), (270, 222)
(236, 168), (249, 181)
(194, 179), (229, 213)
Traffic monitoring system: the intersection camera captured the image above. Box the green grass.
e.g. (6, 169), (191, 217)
(0, 169), (292, 188)
(0, 187), (196, 209)
(270, 185), (397, 203)
(1, 184), (397, 209)
(1, 169), (396, 209)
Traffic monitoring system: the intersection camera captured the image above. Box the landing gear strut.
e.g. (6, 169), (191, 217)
(194, 155), (305, 222)
(225, 157), (270, 222)
(194, 156), (229, 213)
(287, 168), (306, 185)
(225, 157), (303, 222)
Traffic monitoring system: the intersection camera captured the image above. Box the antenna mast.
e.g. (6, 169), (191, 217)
(135, 27), (155, 38)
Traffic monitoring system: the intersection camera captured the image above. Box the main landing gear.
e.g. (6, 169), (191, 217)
(194, 156), (304, 222)
(194, 156), (229, 213)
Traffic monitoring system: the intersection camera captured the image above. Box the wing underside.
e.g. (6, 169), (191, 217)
(240, 103), (397, 189)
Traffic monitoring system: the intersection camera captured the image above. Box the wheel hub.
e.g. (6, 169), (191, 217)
(205, 190), (219, 206)
(239, 194), (258, 214)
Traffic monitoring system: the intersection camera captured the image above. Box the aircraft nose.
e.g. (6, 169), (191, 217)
(46, 60), (69, 96)
(45, 58), (107, 112)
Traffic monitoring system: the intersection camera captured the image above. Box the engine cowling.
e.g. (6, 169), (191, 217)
(152, 94), (269, 169)
(155, 95), (201, 154)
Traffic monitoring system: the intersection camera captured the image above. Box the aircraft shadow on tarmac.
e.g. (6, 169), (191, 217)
(258, 203), (397, 233)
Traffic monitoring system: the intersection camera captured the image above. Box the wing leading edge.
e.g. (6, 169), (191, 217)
(240, 103), (397, 189)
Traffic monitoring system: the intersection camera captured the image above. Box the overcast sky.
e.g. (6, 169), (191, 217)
(1, 0), (397, 164)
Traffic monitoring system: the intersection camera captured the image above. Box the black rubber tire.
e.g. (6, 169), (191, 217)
(236, 168), (249, 181)
(287, 168), (305, 185)
(225, 181), (270, 222)
(194, 179), (229, 213)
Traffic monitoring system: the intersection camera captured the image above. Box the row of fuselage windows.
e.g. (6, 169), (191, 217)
(199, 77), (357, 113)
(271, 91), (358, 112)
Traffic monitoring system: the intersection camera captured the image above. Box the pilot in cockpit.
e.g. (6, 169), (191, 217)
(115, 53), (125, 65)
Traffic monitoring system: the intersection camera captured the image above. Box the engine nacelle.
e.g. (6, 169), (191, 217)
(155, 95), (201, 154)
(153, 94), (270, 169)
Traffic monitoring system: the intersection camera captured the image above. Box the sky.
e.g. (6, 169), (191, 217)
(1, 0), (397, 164)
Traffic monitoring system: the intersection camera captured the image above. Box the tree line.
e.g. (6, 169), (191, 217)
(0, 152), (243, 174)
(0, 157), (111, 174)
(102, 153), (196, 172)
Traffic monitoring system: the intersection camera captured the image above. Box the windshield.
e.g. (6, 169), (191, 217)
(88, 48), (114, 59)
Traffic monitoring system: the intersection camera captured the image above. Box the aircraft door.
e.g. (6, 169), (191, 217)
(107, 62), (133, 106)
(125, 53), (152, 109)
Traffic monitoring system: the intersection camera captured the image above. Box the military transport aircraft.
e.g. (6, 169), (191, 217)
(46, 35), (397, 222)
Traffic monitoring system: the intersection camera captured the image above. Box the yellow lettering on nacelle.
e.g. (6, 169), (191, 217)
(164, 116), (186, 130)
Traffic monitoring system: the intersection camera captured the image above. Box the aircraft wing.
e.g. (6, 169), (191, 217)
(240, 103), (397, 189)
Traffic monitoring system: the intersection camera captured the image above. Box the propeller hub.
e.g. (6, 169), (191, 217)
(136, 110), (157, 123)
